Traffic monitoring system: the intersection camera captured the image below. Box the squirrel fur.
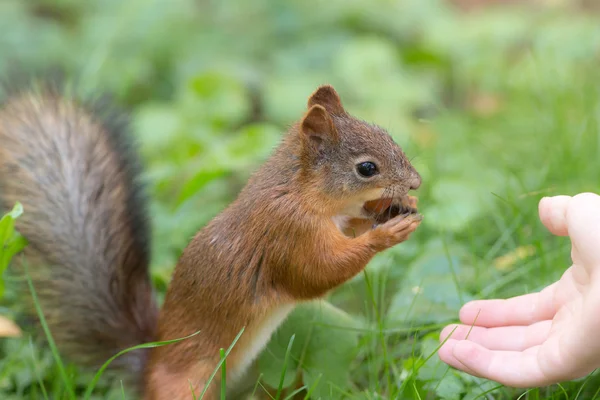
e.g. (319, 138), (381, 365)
(0, 78), (422, 399)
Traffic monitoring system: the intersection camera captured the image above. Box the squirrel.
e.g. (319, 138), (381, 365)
(0, 79), (422, 399)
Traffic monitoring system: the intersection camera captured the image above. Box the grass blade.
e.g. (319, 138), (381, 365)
(83, 330), (202, 400)
(220, 348), (226, 400)
(198, 327), (245, 399)
(275, 334), (295, 400)
(25, 268), (76, 400)
(189, 379), (198, 400)
(302, 373), (322, 400)
(29, 337), (49, 400)
(283, 385), (308, 400)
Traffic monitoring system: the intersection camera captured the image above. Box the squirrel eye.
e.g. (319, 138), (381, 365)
(356, 161), (378, 178)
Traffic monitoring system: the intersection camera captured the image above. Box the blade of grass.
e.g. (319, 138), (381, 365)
(302, 373), (322, 400)
(470, 384), (504, 400)
(574, 370), (597, 400)
(84, 330), (202, 399)
(256, 380), (276, 400)
(29, 337), (49, 400)
(251, 373), (264, 397)
(412, 380), (423, 400)
(275, 334), (295, 400)
(592, 381), (600, 400)
(362, 270), (392, 394)
(25, 267), (76, 400)
(556, 383), (569, 399)
(198, 327), (245, 399)
(189, 379), (198, 400)
(442, 233), (464, 305)
(516, 388), (535, 400)
(323, 381), (359, 399)
(220, 348), (226, 400)
(397, 323), (461, 395)
(283, 385), (308, 400)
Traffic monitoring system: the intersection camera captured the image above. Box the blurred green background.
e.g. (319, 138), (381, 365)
(1, 0), (600, 399)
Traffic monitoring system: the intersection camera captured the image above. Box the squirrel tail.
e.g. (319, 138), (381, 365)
(0, 77), (158, 383)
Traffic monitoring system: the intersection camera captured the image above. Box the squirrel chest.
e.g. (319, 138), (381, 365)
(230, 304), (295, 381)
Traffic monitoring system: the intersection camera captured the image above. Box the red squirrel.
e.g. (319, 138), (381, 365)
(0, 80), (422, 399)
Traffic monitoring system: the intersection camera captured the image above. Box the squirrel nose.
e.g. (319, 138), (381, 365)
(409, 173), (421, 190)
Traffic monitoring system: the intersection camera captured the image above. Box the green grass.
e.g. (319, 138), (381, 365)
(1, 0), (600, 399)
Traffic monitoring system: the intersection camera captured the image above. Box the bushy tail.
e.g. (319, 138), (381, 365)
(0, 79), (158, 384)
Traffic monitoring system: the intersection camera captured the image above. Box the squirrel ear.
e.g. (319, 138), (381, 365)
(301, 104), (339, 148)
(307, 85), (345, 115)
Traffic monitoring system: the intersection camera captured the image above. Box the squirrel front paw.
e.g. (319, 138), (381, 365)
(367, 213), (422, 251)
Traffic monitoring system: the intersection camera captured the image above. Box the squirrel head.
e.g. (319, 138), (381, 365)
(297, 85), (421, 219)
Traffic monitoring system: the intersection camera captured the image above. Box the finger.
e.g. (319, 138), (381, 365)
(381, 215), (412, 230)
(450, 341), (552, 388)
(389, 217), (421, 234)
(440, 320), (551, 351)
(566, 193), (600, 266)
(437, 339), (483, 378)
(409, 221), (421, 232)
(539, 196), (571, 236)
(459, 282), (558, 327)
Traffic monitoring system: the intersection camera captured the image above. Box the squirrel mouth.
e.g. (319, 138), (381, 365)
(363, 197), (418, 224)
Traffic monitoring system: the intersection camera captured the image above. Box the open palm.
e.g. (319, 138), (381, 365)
(438, 193), (600, 388)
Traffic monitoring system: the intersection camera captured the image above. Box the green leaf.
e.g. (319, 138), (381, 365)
(434, 374), (464, 400)
(223, 123), (282, 169)
(186, 71), (251, 129)
(6, 202), (23, 219)
(424, 179), (486, 233)
(133, 104), (181, 154)
(176, 168), (230, 206)
(0, 203), (28, 293)
(388, 240), (473, 324)
(0, 210), (16, 251)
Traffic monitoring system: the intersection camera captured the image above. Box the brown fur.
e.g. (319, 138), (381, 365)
(0, 84), (157, 387)
(144, 85), (422, 399)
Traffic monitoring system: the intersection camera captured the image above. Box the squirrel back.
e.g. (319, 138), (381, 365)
(0, 80), (158, 381)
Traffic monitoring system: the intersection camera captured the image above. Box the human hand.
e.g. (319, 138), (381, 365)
(438, 193), (600, 387)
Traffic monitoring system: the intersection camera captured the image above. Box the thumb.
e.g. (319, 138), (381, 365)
(539, 196), (571, 236)
(566, 193), (600, 267)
